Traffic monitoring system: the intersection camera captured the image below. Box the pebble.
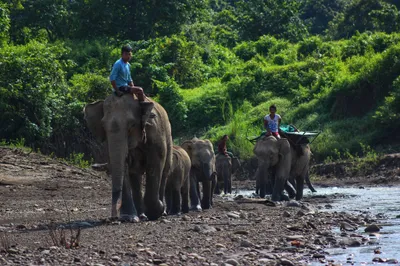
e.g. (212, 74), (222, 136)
(234, 230), (249, 235)
(193, 225), (217, 234)
(240, 239), (254, 248)
(365, 224), (380, 233)
(296, 210), (306, 217)
(224, 259), (239, 266)
(215, 243), (226, 248)
(41, 250), (50, 255)
(182, 215), (190, 221)
(7, 248), (19, 254)
(286, 235), (304, 241)
(111, 256), (121, 262)
(282, 211), (291, 217)
(340, 222), (357, 231)
(313, 253), (325, 259)
(340, 238), (361, 247)
(280, 258), (295, 266)
(286, 201), (301, 208)
(227, 212), (240, 219)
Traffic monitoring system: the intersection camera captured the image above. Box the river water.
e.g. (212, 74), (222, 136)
(235, 186), (400, 264)
(306, 186), (400, 265)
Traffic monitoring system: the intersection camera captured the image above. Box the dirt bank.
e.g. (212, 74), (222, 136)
(310, 153), (400, 187)
(0, 147), (391, 265)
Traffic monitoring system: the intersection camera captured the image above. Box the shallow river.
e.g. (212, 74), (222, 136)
(307, 186), (400, 265)
(237, 186), (400, 264)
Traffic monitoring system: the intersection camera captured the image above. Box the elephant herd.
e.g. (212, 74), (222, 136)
(84, 94), (314, 222)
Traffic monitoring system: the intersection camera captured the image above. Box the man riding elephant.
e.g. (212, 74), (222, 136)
(84, 94), (173, 221)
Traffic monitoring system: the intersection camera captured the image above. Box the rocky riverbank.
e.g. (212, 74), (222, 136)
(0, 147), (396, 265)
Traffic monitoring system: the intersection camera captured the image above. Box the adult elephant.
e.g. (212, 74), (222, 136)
(215, 155), (241, 194)
(254, 136), (292, 201)
(84, 94), (172, 221)
(165, 146), (190, 215)
(181, 138), (217, 211)
(254, 136), (311, 201)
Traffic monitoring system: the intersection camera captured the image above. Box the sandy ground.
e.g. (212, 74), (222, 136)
(0, 147), (396, 265)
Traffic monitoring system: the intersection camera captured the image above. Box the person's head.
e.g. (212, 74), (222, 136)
(269, 105), (277, 114)
(221, 134), (229, 141)
(121, 45), (132, 62)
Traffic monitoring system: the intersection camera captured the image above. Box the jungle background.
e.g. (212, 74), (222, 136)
(1, 0), (400, 165)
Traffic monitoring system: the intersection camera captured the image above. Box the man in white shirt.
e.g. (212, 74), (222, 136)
(263, 105), (281, 139)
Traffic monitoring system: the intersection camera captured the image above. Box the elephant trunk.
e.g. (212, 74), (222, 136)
(108, 135), (129, 218)
(202, 163), (214, 181)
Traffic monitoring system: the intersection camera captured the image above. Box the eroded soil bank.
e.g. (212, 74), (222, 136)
(0, 147), (398, 265)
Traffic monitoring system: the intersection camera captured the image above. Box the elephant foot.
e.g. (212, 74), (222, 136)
(190, 205), (202, 212)
(145, 200), (164, 221)
(119, 215), (139, 223)
(280, 194), (290, 201)
(139, 213), (149, 221)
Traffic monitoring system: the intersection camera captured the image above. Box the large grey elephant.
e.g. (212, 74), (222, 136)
(84, 94), (172, 221)
(181, 138), (217, 211)
(254, 136), (292, 201)
(254, 135), (311, 201)
(165, 146), (191, 215)
(215, 155), (241, 194)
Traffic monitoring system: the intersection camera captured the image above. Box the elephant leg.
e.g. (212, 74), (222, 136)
(224, 172), (228, 194)
(211, 174), (216, 206)
(255, 168), (260, 195)
(165, 183), (172, 214)
(201, 180), (212, 210)
(170, 186), (181, 215)
(181, 177), (189, 214)
(295, 175), (305, 201)
(214, 175), (221, 195)
(120, 173), (138, 221)
(190, 174), (201, 211)
(129, 166), (145, 218)
(259, 166), (267, 198)
(306, 173), (317, 192)
(272, 177), (286, 202)
(144, 156), (165, 220)
(284, 180), (297, 199)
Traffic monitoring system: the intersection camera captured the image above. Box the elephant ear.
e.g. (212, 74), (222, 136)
(181, 140), (194, 159)
(140, 101), (154, 125)
(84, 101), (106, 142)
(277, 139), (292, 165)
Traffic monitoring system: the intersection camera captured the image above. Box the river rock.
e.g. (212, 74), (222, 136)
(227, 212), (240, 219)
(193, 225), (217, 234)
(313, 253), (325, 259)
(224, 259), (239, 266)
(340, 237), (361, 247)
(280, 258), (295, 266)
(373, 257), (386, 263)
(282, 211), (291, 218)
(111, 256), (121, 262)
(340, 222), (357, 231)
(387, 259), (399, 264)
(240, 239), (254, 247)
(286, 201), (301, 208)
(286, 235), (304, 241)
(365, 224), (380, 233)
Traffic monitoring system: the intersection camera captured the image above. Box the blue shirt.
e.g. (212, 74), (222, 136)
(109, 58), (133, 88)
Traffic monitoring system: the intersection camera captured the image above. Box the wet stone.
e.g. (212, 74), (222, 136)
(365, 224), (380, 233)
(280, 258), (295, 266)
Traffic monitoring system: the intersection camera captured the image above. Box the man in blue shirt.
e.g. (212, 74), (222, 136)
(110, 45), (145, 101)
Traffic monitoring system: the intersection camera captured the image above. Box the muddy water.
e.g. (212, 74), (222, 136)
(307, 186), (400, 265)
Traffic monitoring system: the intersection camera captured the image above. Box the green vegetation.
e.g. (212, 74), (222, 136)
(1, 0), (400, 163)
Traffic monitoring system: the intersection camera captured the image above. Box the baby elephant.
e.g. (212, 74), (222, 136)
(165, 146), (191, 214)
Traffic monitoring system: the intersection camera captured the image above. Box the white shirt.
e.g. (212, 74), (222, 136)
(264, 114), (281, 133)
